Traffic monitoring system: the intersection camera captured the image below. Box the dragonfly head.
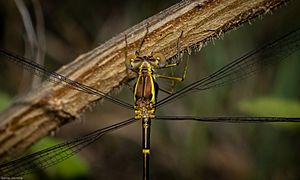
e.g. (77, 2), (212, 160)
(125, 52), (166, 71)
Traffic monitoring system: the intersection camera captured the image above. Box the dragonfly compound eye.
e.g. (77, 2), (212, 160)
(152, 52), (166, 68)
(125, 54), (137, 69)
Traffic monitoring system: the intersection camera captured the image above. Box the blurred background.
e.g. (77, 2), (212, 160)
(0, 0), (300, 179)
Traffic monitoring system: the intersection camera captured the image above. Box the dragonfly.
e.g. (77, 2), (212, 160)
(0, 25), (300, 179)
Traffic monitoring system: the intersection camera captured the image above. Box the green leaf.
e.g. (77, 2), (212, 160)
(28, 137), (89, 179)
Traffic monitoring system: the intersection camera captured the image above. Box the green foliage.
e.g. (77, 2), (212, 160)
(239, 97), (300, 129)
(0, 92), (11, 111)
(28, 137), (89, 179)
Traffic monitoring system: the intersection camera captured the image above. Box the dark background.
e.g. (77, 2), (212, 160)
(0, 0), (300, 179)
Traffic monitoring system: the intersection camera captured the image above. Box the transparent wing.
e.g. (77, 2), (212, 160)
(155, 116), (300, 123)
(156, 27), (300, 108)
(0, 49), (133, 110)
(0, 118), (136, 177)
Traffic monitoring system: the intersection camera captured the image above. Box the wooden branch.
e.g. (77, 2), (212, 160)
(0, 0), (290, 160)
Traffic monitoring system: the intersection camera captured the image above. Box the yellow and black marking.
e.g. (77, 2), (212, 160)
(143, 149), (150, 154)
(125, 48), (188, 180)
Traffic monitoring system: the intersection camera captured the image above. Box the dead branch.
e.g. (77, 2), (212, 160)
(0, 0), (291, 160)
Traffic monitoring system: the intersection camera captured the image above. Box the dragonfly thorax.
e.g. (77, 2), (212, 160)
(128, 53), (162, 120)
(133, 64), (158, 119)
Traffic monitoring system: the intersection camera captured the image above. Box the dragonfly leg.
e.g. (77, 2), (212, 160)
(136, 23), (149, 55)
(155, 31), (189, 93)
(124, 34), (132, 70)
(154, 66), (188, 94)
(158, 87), (174, 95)
(124, 34), (128, 61)
(126, 83), (134, 92)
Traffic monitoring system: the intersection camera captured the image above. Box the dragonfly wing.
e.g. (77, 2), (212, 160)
(155, 116), (300, 123)
(0, 49), (133, 110)
(0, 118), (136, 176)
(155, 27), (300, 108)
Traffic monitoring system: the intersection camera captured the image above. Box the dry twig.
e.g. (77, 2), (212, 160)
(0, 0), (291, 160)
